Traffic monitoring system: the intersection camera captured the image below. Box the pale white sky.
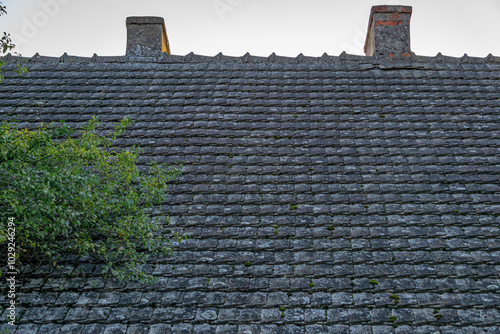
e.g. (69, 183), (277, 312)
(2, 0), (500, 58)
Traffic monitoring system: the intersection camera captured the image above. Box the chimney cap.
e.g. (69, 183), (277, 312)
(370, 5), (412, 15)
(364, 5), (413, 58)
(126, 16), (165, 25)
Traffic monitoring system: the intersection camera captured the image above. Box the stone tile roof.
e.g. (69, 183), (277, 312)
(1, 52), (500, 333)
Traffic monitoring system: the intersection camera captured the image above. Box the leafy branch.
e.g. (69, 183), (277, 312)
(0, 118), (185, 284)
(0, 1), (28, 82)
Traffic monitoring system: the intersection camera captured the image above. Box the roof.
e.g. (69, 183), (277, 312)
(1, 52), (500, 333)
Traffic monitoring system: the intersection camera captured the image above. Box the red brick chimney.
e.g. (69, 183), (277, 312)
(126, 17), (170, 56)
(364, 5), (412, 59)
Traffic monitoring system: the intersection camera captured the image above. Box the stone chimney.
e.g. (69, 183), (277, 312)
(126, 17), (170, 56)
(364, 5), (412, 58)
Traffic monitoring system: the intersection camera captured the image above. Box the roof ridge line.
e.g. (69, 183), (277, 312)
(2, 52), (500, 65)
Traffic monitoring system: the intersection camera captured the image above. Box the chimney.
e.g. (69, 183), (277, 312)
(364, 5), (412, 58)
(126, 17), (170, 56)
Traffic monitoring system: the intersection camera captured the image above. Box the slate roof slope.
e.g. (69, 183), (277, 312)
(1, 52), (500, 333)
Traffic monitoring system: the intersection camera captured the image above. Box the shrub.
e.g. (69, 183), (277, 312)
(0, 117), (183, 284)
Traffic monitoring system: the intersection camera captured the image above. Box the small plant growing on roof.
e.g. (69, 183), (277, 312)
(390, 294), (400, 305)
(389, 315), (398, 328)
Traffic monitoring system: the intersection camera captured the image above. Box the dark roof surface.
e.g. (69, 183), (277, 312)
(1, 52), (500, 334)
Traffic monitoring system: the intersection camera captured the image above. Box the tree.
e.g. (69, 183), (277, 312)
(0, 3), (14, 53)
(0, 118), (184, 284)
(0, 2), (28, 82)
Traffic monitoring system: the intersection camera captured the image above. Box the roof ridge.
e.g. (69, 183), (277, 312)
(2, 52), (500, 65)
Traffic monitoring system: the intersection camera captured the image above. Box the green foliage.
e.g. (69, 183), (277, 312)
(0, 2), (28, 82)
(0, 118), (183, 284)
(0, 3), (14, 55)
(389, 293), (400, 305)
(0, 30), (14, 54)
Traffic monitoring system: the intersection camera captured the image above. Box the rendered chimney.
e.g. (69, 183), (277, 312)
(364, 5), (412, 58)
(126, 17), (170, 56)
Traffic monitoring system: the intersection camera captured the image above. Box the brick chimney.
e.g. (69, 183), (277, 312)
(126, 17), (170, 56)
(364, 5), (412, 58)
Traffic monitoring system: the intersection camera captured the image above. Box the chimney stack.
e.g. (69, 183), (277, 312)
(364, 5), (412, 58)
(126, 17), (170, 56)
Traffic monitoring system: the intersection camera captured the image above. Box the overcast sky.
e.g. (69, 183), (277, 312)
(2, 0), (500, 58)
